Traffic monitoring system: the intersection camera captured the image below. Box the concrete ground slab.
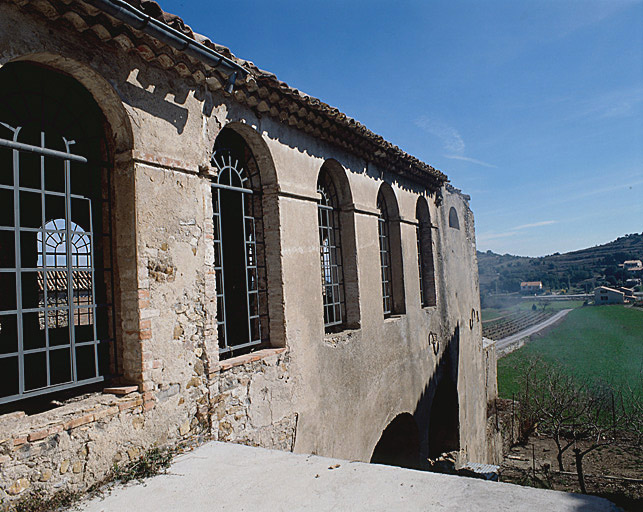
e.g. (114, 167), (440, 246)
(79, 442), (618, 512)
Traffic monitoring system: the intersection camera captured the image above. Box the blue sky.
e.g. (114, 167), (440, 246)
(161, 0), (642, 257)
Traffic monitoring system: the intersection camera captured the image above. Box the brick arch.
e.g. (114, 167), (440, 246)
(315, 159), (360, 330)
(318, 159), (354, 209)
(212, 122), (286, 350)
(4, 53), (134, 156)
(219, 121), (278, 190)
(0, 58), (143, 402)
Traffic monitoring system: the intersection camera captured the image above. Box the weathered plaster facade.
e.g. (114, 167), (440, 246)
(0, 0), (498, 504)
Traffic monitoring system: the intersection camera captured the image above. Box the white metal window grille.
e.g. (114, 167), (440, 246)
(211, 148), (266, 358)
(0, 126), (114, 404)
(377, 195), (393, 316)
(317, 172), (345, 330)
(0, 63), (115, 405)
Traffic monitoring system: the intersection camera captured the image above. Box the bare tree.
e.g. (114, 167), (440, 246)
(517, 358), (640, 493)
(570, 383), (632, 494)
(518, 357), (588, 471)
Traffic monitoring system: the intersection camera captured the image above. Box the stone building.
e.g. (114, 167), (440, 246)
(0, 0), (496, 502)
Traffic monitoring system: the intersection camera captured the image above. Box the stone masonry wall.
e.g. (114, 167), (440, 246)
(210, 349), (297, 452)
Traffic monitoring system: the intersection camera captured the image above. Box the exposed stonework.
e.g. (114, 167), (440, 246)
(211, 349), (296, 451)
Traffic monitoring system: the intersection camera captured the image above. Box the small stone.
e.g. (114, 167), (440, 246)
(186, 377), (200, 389)
(60, 459), (70, 474)
(179, 420), (190, 436)
(127, 447), (140, 461)
(7, 478), (30, 495)
(72, 461), (83, 474)
(132, 417), (144, 430)
(173, 325), (184, 339)
(194, 360), (204, 376)
(39, 469), (53, 482)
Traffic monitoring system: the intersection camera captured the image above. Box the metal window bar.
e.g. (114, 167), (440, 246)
(317, 179), (345, 329)
(0, 126), (110, 404)
(211, 150), (263, 357)
(377, 197), (392, 316)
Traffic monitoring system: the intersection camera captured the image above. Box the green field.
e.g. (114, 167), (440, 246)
(498, 305), (643, 398)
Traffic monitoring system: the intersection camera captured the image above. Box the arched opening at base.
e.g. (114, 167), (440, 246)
(428, 380), (460, 459)
(370, 413), (421, 469)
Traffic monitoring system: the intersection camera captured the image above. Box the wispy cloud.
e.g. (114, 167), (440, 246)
(415, 116), (465, 153)
(513, 220), (558, 230)
(443, 154), (497, 168)
(414, 116), (496, 168)
(478, 220), (558, 243)
(575, 85), (643, 120)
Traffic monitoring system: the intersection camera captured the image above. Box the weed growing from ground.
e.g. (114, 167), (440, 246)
(111, 446), (174, 483)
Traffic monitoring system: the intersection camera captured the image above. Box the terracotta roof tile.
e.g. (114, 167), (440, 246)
(12, 0), (448, 186)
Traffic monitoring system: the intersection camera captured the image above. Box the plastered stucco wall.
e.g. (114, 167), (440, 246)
(0, 2), (496, 504)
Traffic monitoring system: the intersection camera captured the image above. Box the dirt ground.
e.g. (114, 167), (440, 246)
(500, 433), (642, 511)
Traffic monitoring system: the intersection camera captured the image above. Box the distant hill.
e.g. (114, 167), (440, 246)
(478, 233), (643, 294)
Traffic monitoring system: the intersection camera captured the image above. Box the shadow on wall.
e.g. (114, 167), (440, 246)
(370, 324), (460, 469)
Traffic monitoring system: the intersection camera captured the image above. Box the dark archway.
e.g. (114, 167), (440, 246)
(370, 413), (421, 469)
(428, 379), (460, 459)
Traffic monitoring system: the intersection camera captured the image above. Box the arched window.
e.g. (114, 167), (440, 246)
(0, 62), (115, 404)
(416, 198), (437, 307)
(211, 128), (268, 358)
(449, 207), (460, 229)
(317, 169), (345, 330)
(377, 184), (405, 317)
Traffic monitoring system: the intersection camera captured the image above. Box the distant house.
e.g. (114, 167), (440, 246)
(620, 260), (643, 272)
(594, 286), (625, 304)
(520, 281), (543, 293)
(617, 287), (636, 301)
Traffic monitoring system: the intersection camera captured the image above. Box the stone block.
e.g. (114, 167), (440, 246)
(63, 413), (94, 430)
(7, 478), (30, 495)
(27, 429), (49, 443)
(60, 459), (70, 474)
